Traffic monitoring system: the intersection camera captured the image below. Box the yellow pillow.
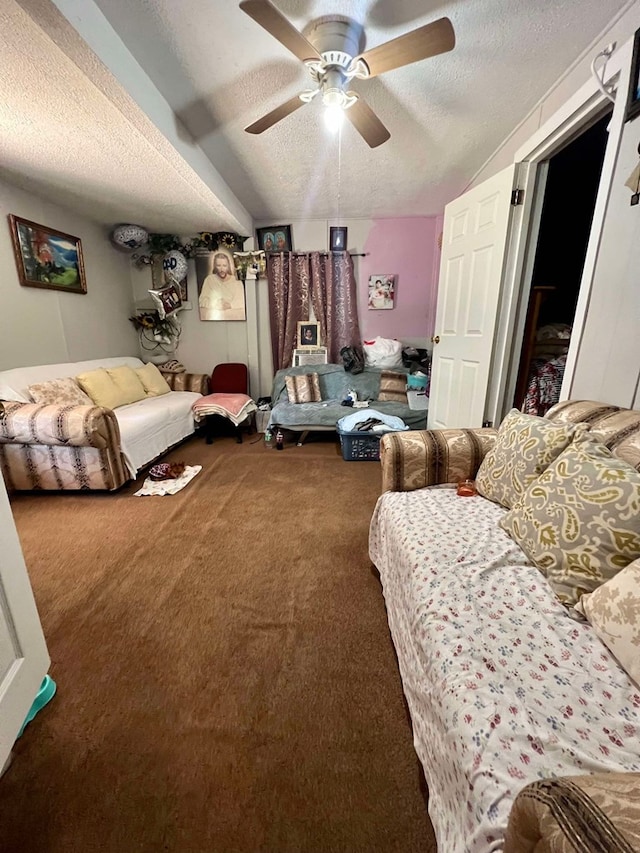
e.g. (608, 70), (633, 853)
(76, 369), (126, 409)
(106, 365), (147, 405)
(135, 362), (171, 397)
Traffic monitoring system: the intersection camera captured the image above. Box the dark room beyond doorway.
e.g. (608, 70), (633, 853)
(513, 111), (612, 414)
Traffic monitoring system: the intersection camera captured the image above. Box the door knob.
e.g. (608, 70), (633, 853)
(431, 335), (440, 344)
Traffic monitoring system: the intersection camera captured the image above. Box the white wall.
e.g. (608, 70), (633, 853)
(131, 216), (441, 397)
(463, 6), (640, 411)
(468, 1), (640, 189)
(257, 217), (439, 348)
(0, 177), (138, 370)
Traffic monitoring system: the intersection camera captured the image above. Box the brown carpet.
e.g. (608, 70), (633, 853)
(0, 433), (436, 853)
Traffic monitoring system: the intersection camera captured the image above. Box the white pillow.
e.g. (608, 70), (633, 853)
(575, 559), (640, 687)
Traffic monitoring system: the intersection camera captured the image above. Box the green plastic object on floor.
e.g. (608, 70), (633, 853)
(18, 675), (56, 738)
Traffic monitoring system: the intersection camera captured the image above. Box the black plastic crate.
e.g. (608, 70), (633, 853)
(338, 429), (382, 461)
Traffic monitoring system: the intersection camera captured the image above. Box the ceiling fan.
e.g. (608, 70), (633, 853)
(239, 0), (455, 148)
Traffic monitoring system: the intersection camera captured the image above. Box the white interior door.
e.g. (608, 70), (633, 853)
(0, 473), (50, 767)
(429, 164), (517, 428)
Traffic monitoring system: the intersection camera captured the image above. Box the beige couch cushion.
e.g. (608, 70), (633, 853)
(547, 400), (640, 471)
(106, 365), (147, 404)
(476, 408), (585, 509)
(575, 559), (640, 687)
(76, 368), (129, 409)
(135, 363), (171, 397)
(378, 371), (408, 403)
(500, 433), (640, 607)
(285, 373), (321, 403)
(27, 377), (92, 406)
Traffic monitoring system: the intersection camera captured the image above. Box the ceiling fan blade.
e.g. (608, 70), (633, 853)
(345, 97), (390, 148)
(356, 17), (455, 78)
(245, 95), (306, 134)
(239, 0), (321, 63)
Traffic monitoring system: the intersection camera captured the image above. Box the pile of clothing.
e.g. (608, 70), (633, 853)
(337, 408), (409, 435)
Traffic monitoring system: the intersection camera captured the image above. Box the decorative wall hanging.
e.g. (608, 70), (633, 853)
(368, 275), (396, 310)
(195, 249), (246, 321)
(110, 223), (148, 252)
(148, 282), (183, 319)
(256, 225), (292, 252)
(9, 214), (87, 294)
(132, 231), (248, 266)
(129, 311), (181, 363)
(232, 250), (267, 281)
(160, 249), (189, 300)
(329, 226), (347, 251)
(162, 249), (188, 284)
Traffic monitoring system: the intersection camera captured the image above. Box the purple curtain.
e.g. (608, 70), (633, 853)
(310, 252), (361, 364)
(266, 253), (310, 370)
(267, 251), (361, 369)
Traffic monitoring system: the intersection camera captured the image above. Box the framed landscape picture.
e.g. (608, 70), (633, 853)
(256, 225), (292, 252)
(8, 214), (87, 294)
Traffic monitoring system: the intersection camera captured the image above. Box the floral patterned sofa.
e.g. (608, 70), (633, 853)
(0, 357), (208, 491)
(370, 400), (640, 852)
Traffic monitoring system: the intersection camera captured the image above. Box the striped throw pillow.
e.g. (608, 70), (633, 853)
(285, 374), (321, 403)
(378, 371), (407, 403)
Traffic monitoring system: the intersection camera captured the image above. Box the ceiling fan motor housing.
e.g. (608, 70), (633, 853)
(306, 18), (362, 62)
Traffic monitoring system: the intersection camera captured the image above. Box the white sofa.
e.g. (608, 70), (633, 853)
(0, 357), (208, 490)
(370, 400), (640, 852)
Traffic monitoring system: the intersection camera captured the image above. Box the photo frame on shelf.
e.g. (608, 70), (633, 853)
(329, 226), (347, 251)
(297, 320), (321, 349)
(8, 214), (87, 294)
(368, 275), (396, 310)
(256, 225), (292, 252)
(626, 28), (640, 122)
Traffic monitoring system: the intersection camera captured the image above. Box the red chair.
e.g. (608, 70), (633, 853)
(211, 363), (248, 395)
(197, 363), (256, 444)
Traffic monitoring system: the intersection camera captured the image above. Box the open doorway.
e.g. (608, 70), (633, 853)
(512, 110), (612, 415)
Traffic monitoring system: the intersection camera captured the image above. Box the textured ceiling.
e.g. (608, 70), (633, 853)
(2, 0), (632, 230)
(91, 0), (630, 220)
(0, 0), (250, 233)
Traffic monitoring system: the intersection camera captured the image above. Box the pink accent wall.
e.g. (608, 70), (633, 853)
(360, 218), (440, 342)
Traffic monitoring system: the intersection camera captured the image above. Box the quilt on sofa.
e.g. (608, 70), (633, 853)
(369, 485), (640, 853)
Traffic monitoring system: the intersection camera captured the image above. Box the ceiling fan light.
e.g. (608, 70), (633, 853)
(322, 87), (344, 108)
(324, 104), (344, 132)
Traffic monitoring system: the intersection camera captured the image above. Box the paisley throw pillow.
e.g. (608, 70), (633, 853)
(500, 433), (640, 607)
(476, 408), (586, 509)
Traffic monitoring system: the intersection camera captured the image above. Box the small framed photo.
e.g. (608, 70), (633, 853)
(297, 321), (321, 349)
(626, 28), (640, 122)
(8, 214), (87, 294)
(256, 225), (292, 252)
(329, 226), (347, 251)
(368, 275), (396, 310)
